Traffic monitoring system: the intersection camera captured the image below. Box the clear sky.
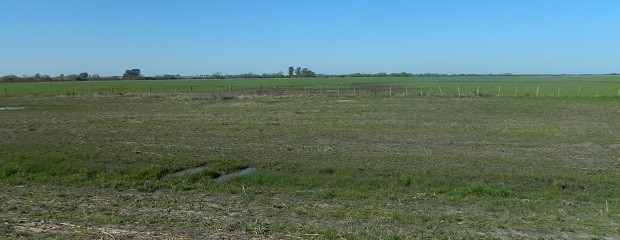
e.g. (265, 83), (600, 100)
(1, 0), (619, 76)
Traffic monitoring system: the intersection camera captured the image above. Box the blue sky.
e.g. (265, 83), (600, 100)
(1, 0), (619, 76)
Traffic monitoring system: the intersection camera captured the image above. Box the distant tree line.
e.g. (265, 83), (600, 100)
(0, 72), (122, 83)
(2, 67), (619, 83)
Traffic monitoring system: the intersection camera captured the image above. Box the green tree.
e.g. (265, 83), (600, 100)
(288, 66), (294, 77)
(123, 69), (142, 79)
(78, 72), (89, 81)
(298, 68), (317, 77)
(65, 74), (80, 81)
(294, 67), (301, 76)
(0, 75), (18, 82)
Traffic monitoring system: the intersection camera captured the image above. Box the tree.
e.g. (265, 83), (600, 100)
(298, 68), (317, 77)
(123, 69), (142, 79)
(210, 72), (224, 79)
(288, 67), (294, 77)
(78, 72), (89, 81)
(295, 67), (301, 76)
(0, 75), (18, 83)
(65, 74), (80, 81)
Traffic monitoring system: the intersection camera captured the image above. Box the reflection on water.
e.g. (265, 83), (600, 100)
(215, 167), (256, 184)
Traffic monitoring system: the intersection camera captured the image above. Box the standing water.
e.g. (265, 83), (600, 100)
(0, 107), (26, 110)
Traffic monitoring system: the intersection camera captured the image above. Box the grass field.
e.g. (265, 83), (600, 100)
(1, 77), (619, 238)
(2, 75), (620, 97)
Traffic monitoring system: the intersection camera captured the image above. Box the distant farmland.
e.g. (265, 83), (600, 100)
(2, 75), (620, 97)
(1, 76), (619, 238)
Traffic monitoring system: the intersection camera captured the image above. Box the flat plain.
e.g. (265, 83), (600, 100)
(1, 76), (619, 239)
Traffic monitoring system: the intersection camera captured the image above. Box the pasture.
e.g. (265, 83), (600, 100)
(1, 76), (619, 239)
(2, 75), (620, 97)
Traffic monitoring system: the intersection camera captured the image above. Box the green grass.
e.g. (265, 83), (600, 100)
(1, 75), (620, 97)
(0, 86), (619, 238)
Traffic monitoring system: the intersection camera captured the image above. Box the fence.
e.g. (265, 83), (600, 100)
(2, 85), (620, 98)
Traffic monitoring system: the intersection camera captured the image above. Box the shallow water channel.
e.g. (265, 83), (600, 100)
(214, 167), (256, 184)
(161, 165), (256, 184)
(0, 107), (26, 110)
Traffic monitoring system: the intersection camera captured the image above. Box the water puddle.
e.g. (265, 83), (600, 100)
(214, 167), (256, 184)
(162, 164), (209, 179)
(0, 107), (26, 111)
(161, 164), (256, 183)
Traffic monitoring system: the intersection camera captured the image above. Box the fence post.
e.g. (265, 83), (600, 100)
(230, 86), (232, 93)
(260, 86), (263, 95)
(353, 86), (356, 94)
(389, 86), (392, 96)
(374, 86), (377, 96)
(536, 86), (539, 97)
(421, 86), (424, 96)
(337, 87), (340, 95)
(4, 87), (6, 95)
(405, 86), (408, 95)
(439, 86), (443, 96)
(190, 86), (193, 92)
(577, 87), (580, 97)
(476, 86), (480, 96)
(497, 86), (501, 97)
(149, 86), (152, 93)
(457, 86), (460, 97)
(305, 86), (307, 94)
(216, 86), (219, 95)
(73, 88), (75, 94)
(557, 87), (560, 97)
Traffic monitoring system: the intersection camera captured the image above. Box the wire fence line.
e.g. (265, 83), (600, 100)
(2, 85), (620, 98)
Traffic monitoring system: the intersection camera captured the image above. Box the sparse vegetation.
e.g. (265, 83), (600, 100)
(0, 77), (619, 238)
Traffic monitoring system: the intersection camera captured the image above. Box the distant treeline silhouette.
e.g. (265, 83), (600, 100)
(1, 68), (618, 83)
